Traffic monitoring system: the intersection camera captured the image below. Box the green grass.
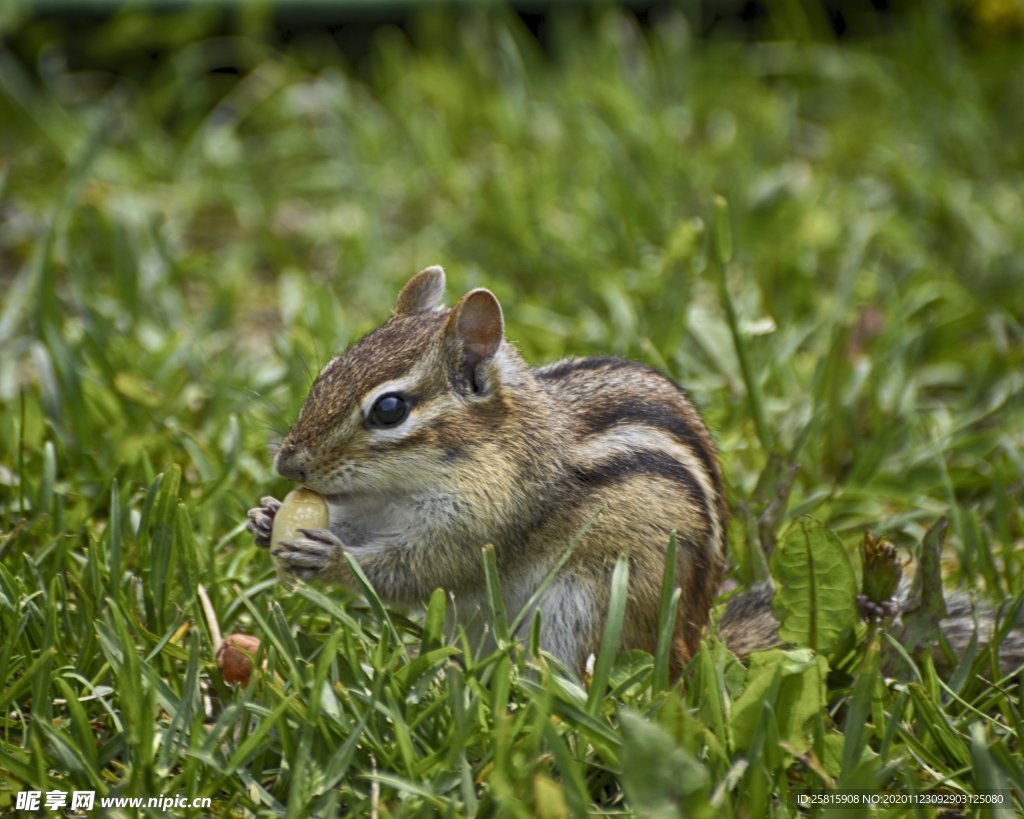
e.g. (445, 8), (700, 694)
(2, 3), (1024, 816)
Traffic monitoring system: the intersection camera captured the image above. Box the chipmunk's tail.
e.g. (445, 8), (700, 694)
(939, 590), (1024, 675)
(716, 583), (783, 658)
(717, 581), (1024, 676)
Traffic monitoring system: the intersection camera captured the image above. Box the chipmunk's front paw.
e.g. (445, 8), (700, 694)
(247, 496), (281, 548)
(272, 527), (347, 582)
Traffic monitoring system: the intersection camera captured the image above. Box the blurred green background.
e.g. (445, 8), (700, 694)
(2, 0), (1024, 813)
(3, 0), (1022, 552)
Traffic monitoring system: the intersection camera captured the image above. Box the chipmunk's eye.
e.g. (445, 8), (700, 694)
(368, 393), (410, 428)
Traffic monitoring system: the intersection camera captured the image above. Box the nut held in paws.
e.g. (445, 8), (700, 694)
(270, 488), (329, 586)
(271, 488), (329, 549)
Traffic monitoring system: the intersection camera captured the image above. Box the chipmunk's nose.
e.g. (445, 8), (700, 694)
(274, 446), (308, 484)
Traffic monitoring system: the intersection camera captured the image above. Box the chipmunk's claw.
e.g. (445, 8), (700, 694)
(272, 527), (345, 581)
(246, 496), (281, 548)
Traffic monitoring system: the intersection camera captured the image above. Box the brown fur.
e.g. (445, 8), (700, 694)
(259, 266), (727, 675)
(253, 267), (1024, 677)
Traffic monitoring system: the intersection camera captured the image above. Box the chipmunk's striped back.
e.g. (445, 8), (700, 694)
(536, 356), (726, 554)
(532, 356), (727, 670)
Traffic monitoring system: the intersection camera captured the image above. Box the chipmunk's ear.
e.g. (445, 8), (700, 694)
(445, 289), (504, 393)
(395, 265), (446, 315)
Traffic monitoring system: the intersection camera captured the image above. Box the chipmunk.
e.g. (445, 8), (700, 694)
(248, 266), (1024, 677)
(247, 265), (726, 675)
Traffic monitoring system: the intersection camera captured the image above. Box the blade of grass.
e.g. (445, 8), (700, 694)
(482, 543), (510, 647)
(711, 194), (772, 453)
(587, 554), (629, 713)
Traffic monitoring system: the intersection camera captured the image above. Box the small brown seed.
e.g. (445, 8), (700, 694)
(216, 633), (262, 686)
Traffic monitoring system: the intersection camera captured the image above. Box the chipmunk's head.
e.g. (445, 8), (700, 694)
(275, 266), (526, 499)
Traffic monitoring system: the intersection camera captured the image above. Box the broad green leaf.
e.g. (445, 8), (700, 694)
(899, 517), (951, 662)
(730, 648), (828, 755)
(618, 708), (711, 819)
(771, 517), (857, 653)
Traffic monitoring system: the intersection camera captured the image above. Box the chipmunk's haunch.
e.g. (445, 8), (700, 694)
(248, 265), (726, 673)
